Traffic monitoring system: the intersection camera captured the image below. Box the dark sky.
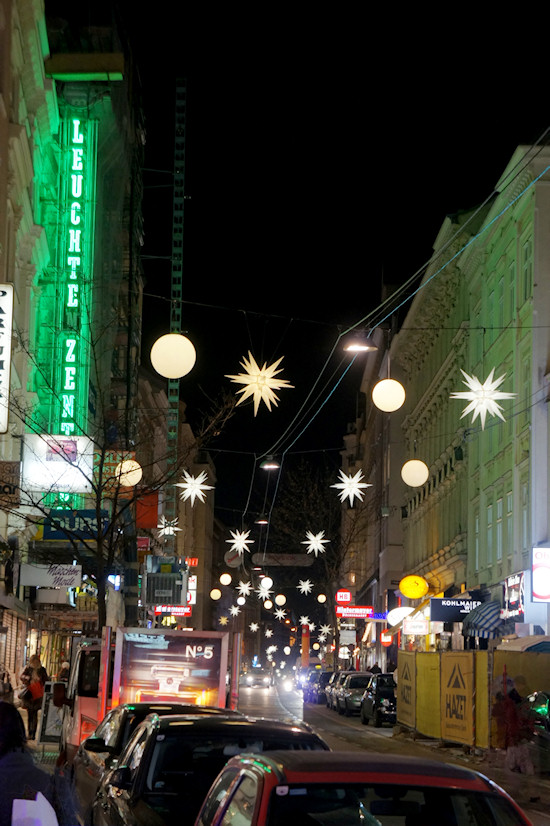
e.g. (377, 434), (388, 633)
(127, 14), (550, 523)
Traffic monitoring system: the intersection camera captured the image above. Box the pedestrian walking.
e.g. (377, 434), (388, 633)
(19, 654), (48, 740)
(57, 661), (70, 683)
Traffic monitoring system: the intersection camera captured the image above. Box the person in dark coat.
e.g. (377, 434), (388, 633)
(19, 654), (48, 740)
(0, 701), (53, 826)
(370, 662), (382, 674)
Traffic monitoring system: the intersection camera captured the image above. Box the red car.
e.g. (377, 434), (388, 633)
(194, 750), (532, 825)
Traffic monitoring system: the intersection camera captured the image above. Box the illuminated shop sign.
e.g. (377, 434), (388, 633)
(532, 547), (550, 602)
(55, 116), (96, 437)
(335, 605), (374, 619)
(21, 434), (94, 493)
(0, 285), (13, 433)
(430, 597), (482, 622)
(503, 571), (525, 619)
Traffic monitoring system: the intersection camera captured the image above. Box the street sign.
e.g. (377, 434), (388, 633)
(380, 631), (393, 647)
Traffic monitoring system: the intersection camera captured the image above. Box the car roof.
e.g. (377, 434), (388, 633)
(116, 702), (241, 716)
(145, 714), (328, 740)
(230, 750), (495, 791)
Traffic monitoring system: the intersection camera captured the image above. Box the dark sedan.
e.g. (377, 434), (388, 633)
(73, 702), (241, 825)
(360, 672), (397, 727)
(91, 714), (329, 826)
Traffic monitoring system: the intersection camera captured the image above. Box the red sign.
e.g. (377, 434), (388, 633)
(335, 605), (374, 619)
(380, 630), (393, 647)
(154, 605), (192, 616)
(335, 589), (352, 604)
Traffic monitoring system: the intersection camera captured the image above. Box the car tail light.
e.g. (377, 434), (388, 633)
(80, 718), (96, 741)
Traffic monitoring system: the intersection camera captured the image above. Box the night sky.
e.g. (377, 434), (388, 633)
(126, 13), (550, 524)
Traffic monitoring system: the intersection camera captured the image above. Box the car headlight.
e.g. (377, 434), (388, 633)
(246, 676), (253, 685)
(282, 679), (293, 692)
(263, 677), (269, 684)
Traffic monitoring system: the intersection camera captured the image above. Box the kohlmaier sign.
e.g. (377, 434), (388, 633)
(440, 652), (474, 745)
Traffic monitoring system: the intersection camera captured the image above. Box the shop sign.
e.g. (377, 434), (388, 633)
(430, 597), (482, 622)
(403, 617), (429, 635)
(503, 571), (525, 619)
(153, 605), (192, 616)
(532, 546), (550, 601)
(0, 460), (20, 505)
(335, 588), (352, 604)
(43, 509), (109, 540)
(335, 605), (373, 619)
(20, 563), (82, 588)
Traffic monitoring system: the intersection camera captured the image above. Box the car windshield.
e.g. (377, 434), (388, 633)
(267, 783), (523, 825)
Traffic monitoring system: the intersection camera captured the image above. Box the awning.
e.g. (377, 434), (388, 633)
(462, 600), (503, 638)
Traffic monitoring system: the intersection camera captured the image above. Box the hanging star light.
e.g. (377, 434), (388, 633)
(229, 605), (241, 617)
(320, 624), (333, 636)
(331, 469), (371, 506)
(299, 615), (311, 627)
(226, 529), (254, 555)
(256, 584), (273, 601)
(309, 622), (316, 632)
(156, 515), (182, 538)
(274, 608), (287, 621)
(236, 580), (253, 597)
(219, 616), (229, 626)
(265, 628), (273, 637)
(297, 579), (313, 595)
(450, 368), (516, 429)
(318, 634), (327, 643)
(226, 351), (294, 415)
(249, 622), (259, 632)
(302, 530), (330, 557)
(175, 470), (214, 506)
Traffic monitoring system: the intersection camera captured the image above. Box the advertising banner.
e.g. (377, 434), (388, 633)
(430, 597), (482, 622)
(440, 652), (474, 745)
(396, 651), (416, 728)
(20, 563), (82, 588)
(113, 628), (229, 708)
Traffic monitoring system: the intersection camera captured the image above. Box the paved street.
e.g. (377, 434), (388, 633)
(237, 681), (550, 825)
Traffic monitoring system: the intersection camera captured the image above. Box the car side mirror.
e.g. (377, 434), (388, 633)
(52, 683), (73, 709)
(84, 737), (116, 754)
(109, 766), (132, 790)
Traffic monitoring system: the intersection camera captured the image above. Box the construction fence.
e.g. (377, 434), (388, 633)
(396, 649), (550, 748)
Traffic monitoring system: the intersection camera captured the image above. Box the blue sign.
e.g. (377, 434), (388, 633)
(43, 509), (109, 540)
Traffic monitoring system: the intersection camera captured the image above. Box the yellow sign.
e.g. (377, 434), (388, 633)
(396, 652), (416, 728)
(440, 653), (474, 745)
(399, 575), (429, 599)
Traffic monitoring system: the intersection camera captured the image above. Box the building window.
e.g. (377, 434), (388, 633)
(487, 503), (493, 566)
(522, 238), (533, 303)
(496, 496), (503, 561)
(506, 491), (513, 557)
(521, 479), (529, 552)
(474, 510), (480, 571)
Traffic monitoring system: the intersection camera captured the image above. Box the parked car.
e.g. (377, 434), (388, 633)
(360, 672), (397, 727)
(329, 670), (355, 710)
(302, 670), (321, 703)
(323, 671), (339, 707)
(336, 671), (372, 716)
(91, 714), (330, 826)
(311, 670), (334, 704)
(73, 702), (242, 825)
(194, 750), (531, 825)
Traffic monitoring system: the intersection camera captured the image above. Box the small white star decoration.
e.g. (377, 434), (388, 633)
(319, 624), (333, 636)
(318, 634), (326, 643)
(249, 622), (259, 632)
(297, 579), (313, 595)
(226, 351), (294, 415)
(265, 628), (273, 637)
(331, 469), (371, 506)
(229, 605), (241, 617)
(226, 529), (254, 555)
(299, 615), (311, 628)
(274, 608), (287, 620)
(450, 368), (516, 429)
(175, 470), (214, 506)
(236, 580), (253, 597)
(157, 516), (181, 537)
(256, 584), (272, 601)
(302, 530), (330, 557)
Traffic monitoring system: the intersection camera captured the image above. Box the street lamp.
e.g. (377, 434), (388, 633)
(150, 333), (196, 378)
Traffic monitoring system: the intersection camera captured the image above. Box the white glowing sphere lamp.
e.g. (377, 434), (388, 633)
(210, 588), (222, 601)
(372, 378), (406, 412)
(401, 459), (430, 487)
(275, 594), (286, 606)
(115, 459), (143, 487)
(261, 576), (273, 590)
(151, 333), (196, 379)
(219, 573), (232, 586)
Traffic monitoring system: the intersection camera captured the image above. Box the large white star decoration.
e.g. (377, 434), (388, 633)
(256, 585), (272, 601)
(226, 351), (294, 416)
(297, 579), (313, 595)
(265, 628), (273, 637)
(226, 529), (254, 555)
(299, 615), (311, 627)
(320, 624), (333, 636)
(302, 530), (330, 557)
(274, 608), (287, 621)
(331, 469), (371, 506)
(249, 622), (259, 632)
(450, 368), (516, 430)
(229, 605), (241, 617)
(219, 616), (228, 626)
(236, 580), (253, 597)
(175, 470), (214, 506)
(157, 515), (181, 537)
